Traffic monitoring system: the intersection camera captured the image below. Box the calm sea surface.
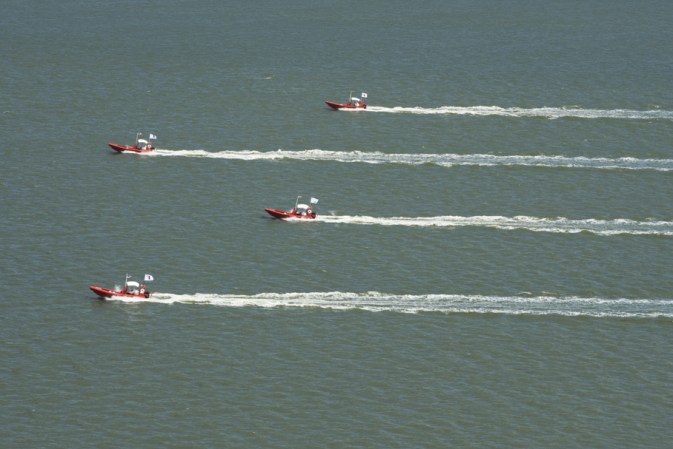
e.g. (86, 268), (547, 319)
(2, 1), (673, 448)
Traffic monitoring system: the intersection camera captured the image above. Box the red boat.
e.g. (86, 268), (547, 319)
(108, 132), (157, 153)
(89, 274), (154, 299)
(325, 92), (368, 110)
(265, 196), (319, 219)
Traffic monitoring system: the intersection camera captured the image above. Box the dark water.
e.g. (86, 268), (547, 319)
(2, 1), (673, 447)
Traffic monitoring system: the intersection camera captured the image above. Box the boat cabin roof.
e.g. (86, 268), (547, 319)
(126, 281), (140, 289)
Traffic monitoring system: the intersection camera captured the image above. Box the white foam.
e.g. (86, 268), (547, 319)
(147, 149), (673, 171)
(365, 105), (673, 120)
(108, 291), (673, 318)
(315, 215), (673, 236)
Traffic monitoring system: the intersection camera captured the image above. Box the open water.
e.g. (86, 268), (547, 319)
(2, 1), (673, 448)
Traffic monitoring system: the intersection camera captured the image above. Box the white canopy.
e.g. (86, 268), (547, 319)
(126, 281), (140, 289)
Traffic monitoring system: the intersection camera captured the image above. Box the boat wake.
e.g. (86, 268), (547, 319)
(107, 291), (673, 319)
(311, 215), (673, 236)
(365, 105), (673, 120)
(149, 149), (673, 171)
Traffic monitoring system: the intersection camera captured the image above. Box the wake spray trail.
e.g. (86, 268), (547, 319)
(315, 215), (673, 236)
(109, 292), (673, 319)
(149, 149), (673, 171)
(365, 105), (673, 120)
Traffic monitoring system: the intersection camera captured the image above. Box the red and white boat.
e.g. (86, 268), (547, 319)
(325, 92), (368, 110)
(265, 196), (319, 219)
(108, 132), (157, 153)
(89, 274), (154, 299)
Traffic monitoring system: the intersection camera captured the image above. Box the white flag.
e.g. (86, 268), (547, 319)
(361, 92), (368, 98)
(144, 274), (154, 282)
(310, 197), (319, 204)
(149, 134), (157, 140)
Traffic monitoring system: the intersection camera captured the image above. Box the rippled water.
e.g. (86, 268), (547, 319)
(2, 0), (673, 447)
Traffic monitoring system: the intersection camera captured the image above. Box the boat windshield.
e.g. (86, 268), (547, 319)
(126, 281), (140, 292)
(296, 204), (309, 213)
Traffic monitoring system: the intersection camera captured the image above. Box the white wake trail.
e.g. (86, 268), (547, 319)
(148, 149), (673, 171)
(109, 291), (673, 318)
(365, 105), (673, 120)
(315, 215), (673, 236)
